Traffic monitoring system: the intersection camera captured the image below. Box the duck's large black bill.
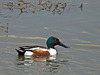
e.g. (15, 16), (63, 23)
(58, 42), (70, 48)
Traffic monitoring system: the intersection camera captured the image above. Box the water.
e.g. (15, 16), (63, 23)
(0, 0), (100, 75)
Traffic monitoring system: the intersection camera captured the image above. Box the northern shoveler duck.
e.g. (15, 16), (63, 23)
(16, 36), (69, 57)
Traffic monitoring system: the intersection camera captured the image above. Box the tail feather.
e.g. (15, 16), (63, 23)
(15, 49), (25, 55)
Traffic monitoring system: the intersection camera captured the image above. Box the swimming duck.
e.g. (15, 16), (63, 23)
(16, 36), (69, 57)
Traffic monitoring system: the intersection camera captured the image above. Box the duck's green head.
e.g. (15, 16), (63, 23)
(46, 36), (69, 49)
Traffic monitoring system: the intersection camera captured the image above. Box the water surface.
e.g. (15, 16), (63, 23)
(0, 0), (100, 75)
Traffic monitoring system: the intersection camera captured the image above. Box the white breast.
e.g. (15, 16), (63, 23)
(48, 48), (57, 56)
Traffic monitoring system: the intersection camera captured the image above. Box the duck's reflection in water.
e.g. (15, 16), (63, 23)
(16, 55), (70, 74)
(17, 55), (56, 64)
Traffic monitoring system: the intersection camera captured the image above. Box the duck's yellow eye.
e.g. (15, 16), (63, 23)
(54, 39), (57, 41)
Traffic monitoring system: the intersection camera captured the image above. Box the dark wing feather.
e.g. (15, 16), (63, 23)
(19, 45), (47, 50)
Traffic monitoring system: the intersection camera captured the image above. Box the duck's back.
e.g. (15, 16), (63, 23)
(16, 45), (51, 57)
